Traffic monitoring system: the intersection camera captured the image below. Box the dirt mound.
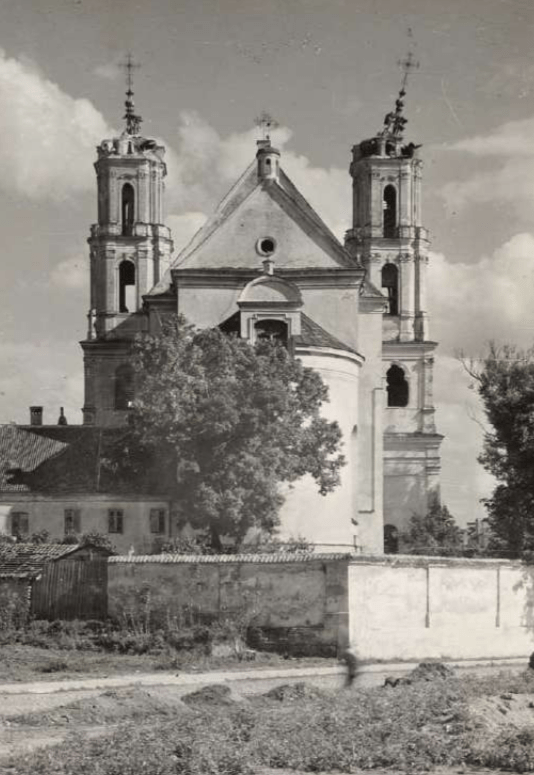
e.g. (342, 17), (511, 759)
(385, 662), (455, 687)
(8, 686), (190, 727)
(469, 692), (534, 733)
(263, 682), (327, 702)
(181, 683), (247, 707)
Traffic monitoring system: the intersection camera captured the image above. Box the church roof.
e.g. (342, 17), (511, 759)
(361, 276), (387, 299)
(295, 314), (360, 356)
(150, 156), (358, 294)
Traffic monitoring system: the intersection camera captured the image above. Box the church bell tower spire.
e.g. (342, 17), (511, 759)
(346, 53), (442, 533)
(81, 58), (173, 426)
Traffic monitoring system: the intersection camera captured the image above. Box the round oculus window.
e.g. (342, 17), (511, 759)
(256, 237), (276, 256)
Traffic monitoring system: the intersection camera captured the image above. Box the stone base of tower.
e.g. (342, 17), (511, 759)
(383, 432), (443, 533)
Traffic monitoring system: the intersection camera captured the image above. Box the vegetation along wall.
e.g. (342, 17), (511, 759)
(107, 553), (351, 656)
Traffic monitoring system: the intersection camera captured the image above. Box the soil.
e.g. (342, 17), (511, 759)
(0, 660), (531, 772)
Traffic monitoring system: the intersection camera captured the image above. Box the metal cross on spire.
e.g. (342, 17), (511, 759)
(119, 53), (143, 136)
(397, 49), (420, 92)
(381, 34), (420, 139)
(255, 111), (278, 143)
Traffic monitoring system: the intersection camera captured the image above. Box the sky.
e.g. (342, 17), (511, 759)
(1, 0), (534, 525)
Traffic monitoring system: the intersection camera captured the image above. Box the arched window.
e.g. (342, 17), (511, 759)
(381, 263), (399, 316)
(254, 319), (288, 346)
(383, 185), (397, 238)
(119, 260), (136, 313)
(121, 183), (135, 236)
(114, 364), (135, 410)
(386, 364), (409, 407)
(384, 524), (399, 554)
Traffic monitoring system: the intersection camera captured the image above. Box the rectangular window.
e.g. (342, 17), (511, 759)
(64, 508), (81, 535)
(108, 509), (124, 534)
(11, 511), (29, 537)
(149, 508), (166, 534)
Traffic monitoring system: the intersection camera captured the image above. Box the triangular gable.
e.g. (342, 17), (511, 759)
(150, 160), (356, 291)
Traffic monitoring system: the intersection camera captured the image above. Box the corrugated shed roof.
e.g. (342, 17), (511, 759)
(0, 543), (83, 578)
(109, 552), (353, 565)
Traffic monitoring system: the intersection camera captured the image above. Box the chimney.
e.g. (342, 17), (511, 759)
(57, 407), (68, 426)
(30, 406), (43, 426)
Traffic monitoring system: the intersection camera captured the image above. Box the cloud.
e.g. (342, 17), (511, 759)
(440, 115), (534, 218)
(164, 112), (350, 251)
(49, 255), (88, 290)
(166, 213), (208, 254)
(94, 60), (121, 80)
(428, 233), (534, 355)
(0, 49), (112, 200)
(427, 232), (534, 520)
(434, 355), (494, 523)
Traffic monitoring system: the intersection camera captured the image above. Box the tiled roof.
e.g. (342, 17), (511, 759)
(0, 425), (68, 492)
(0, 425), (174, 495)
(0, 543), (83, 578)
(109, 552), (353, 564)
(293, 314), (360, 356)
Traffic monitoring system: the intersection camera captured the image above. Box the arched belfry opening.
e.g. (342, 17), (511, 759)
(383, 185), (397, 238)
(254, 319), (288, 346)
(119, 260), (136, 313)
(121, 183), (135, 236)
(114, 364), (135, 410)
(381, 263), (399, 316)
(386, 364), (409, 407)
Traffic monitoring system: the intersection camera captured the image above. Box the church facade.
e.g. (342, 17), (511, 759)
(80, 88), (442, 554)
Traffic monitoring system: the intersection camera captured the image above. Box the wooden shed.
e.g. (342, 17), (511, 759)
(0, 543), (111, 621)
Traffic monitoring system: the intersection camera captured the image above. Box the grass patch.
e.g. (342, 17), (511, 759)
(7, 668), (534, 774)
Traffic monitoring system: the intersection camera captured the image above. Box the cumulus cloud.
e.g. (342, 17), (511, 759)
(428, 233), (534, 354)
(440, 115), (534, 218)
(0, 49), (112, 200)
(434, 355), (494, 522)
(93, 60), (121, 80)
(164, 111), (350, 251)
(426, 232), (534, 520)
(49, 255), (88, 290)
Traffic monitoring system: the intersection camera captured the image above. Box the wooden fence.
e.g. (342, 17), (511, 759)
(30, 558), (108, 620)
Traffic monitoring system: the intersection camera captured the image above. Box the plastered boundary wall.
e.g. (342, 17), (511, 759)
(107, 554), (350, 656)
(107, 553), (534, 661)
(349, 555), (534, 661)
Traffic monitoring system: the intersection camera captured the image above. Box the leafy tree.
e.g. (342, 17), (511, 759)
(400, 498), (464, 556)
(463, 342), (534, 556)
(107, 315), (345, 547)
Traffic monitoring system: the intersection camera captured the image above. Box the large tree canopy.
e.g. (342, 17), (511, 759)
(108, 315), (345, 545)
(465, 343), (534, 556)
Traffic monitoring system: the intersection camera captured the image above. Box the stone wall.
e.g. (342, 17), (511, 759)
(348, 555), (534, 661)
(108, 553), (534, 662)
(108, 553), (351, 656)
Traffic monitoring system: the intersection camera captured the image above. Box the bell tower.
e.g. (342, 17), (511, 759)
(346, 59), (443, 535)
(81, 57), (173, 426)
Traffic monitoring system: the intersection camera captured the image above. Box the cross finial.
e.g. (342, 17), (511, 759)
(397, 49), (420, 92)
(119, 53), (143, 135)
(380, 35), (420, 140)
(120, 53), (141, 93)
(255, 111), (278, 142)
